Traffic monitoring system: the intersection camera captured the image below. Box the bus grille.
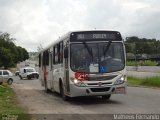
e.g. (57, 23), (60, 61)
(90, 87), (110, 92)
(88, 75), (117, 81)
(87, 82), (112, 86)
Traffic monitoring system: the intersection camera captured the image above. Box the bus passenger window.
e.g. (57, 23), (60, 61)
(58, 43), (60, 63)
(39, 54), (41, 67)
(60, 42), (63, 63)
(53, 46), (55, 64)
(46, 50), (49, 65)
(55, 45), (58, 63)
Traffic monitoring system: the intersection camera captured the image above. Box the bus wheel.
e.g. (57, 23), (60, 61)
(102, 94), (111, 100)
(0, 82), (2, 85)
(44, 81), (50, 93)
(60, 82), (69, 101)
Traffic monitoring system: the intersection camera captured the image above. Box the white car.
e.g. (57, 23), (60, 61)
(19, 67), (39, 80)
(0, 70), (14, 85)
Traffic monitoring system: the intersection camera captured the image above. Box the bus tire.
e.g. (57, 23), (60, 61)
(0, 82), (2, 85)
(102, 94), (111, 100)
(7, 79), (13, 85)
(44, 81), (50, 93)
(59, 81), (69, 101)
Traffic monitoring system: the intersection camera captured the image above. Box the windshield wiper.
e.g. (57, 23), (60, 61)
(103, 40), (112, 57)
(83, 42), (93, 62)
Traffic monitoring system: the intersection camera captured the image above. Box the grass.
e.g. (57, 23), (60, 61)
(0, 84), (30, 120)
(127, 61), (139, 66)
(127, 76), (160, 87)
(127, 60), (158, 66)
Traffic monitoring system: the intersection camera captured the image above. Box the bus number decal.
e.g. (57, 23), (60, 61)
(75, 72), (89, 81)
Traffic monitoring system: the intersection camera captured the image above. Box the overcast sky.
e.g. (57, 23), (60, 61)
(0, 0), (160, 52)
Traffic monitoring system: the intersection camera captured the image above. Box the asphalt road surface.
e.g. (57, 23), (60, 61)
(11, 76), (160, 120)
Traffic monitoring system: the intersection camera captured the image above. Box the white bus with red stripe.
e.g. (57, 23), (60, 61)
(39, 30), (127, 100)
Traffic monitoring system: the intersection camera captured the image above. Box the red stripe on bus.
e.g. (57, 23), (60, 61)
(44, 65), (46, 81)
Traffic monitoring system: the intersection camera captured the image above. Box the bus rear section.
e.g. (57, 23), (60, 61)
(39, 30), (127, 100)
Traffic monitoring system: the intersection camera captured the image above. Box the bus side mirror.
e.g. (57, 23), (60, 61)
(64, 47), (68, 58)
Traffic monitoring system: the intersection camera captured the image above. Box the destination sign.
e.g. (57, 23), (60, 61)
(70, 31), (122, 42)
(77, 33), (116, 40)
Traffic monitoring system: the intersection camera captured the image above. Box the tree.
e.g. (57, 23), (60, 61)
(0, 47), (13, 68)
(125, 36), (160, 60)
(0, 31), (29, 68)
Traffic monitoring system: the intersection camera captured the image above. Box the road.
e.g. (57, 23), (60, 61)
(11, 76), (160, 120)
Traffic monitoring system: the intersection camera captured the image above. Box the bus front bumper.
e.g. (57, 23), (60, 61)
(68, 82), (127, 97)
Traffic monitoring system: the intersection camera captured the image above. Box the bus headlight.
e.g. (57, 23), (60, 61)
(73, 79), (78, 84)
(71, 78), (86, 87)
(114, 75), (126, 85)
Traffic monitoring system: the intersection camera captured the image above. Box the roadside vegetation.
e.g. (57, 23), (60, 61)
(126, 60), (158, 66)
(125, 36), (160, 66)
(127, 76), (160, 87)
(0, 84), (29, 119)
(0, 32), (29, 69)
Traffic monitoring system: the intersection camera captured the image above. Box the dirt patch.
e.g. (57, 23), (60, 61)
(11, 82), (94, 114)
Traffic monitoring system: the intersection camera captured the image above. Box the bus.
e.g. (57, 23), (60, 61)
(39, 30), (127, 100)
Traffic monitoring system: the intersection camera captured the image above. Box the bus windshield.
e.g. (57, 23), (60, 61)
(70, 42), (125, 73)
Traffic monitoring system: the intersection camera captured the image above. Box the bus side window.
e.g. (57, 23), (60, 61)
(57, 43), (60, 63)
(55, 45), (58, 64)
(43, 50), (49, 66)
(46, 50), (49, 65)
(60, 42), (63, 63)
(39, 54), (41, 67)
(43, 52), (45, 65)
(53, 46), (55, 64)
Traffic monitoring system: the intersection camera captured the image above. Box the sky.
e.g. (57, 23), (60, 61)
(0, 0), (160, 52)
